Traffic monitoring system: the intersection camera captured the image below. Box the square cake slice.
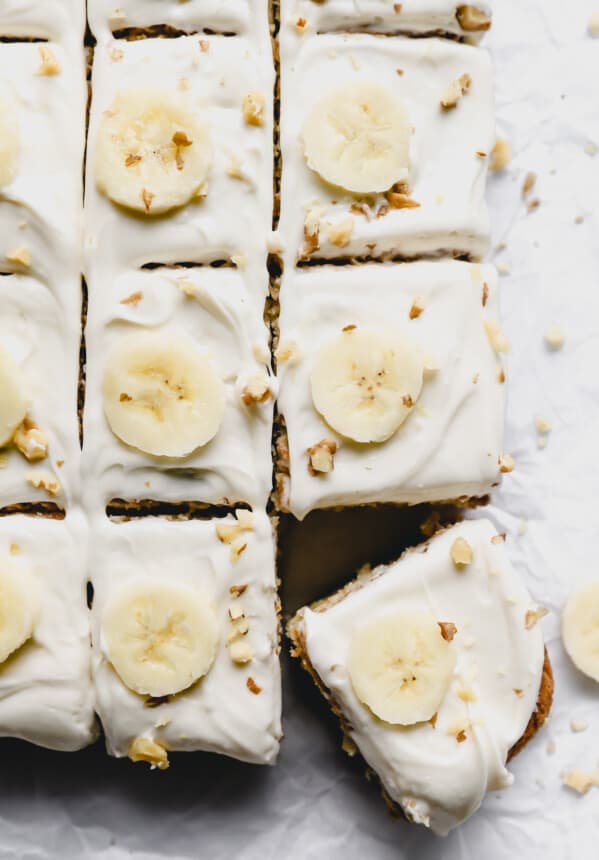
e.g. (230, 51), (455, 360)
(281, 0), (492, 39)
(90, 511), (281, 768)
(276, 261), (506, 519)
(288, 518), (553, 835)
(278, 34), (494, 264)
(82, 265), (274, 511)
(0, 275), (81, 509)
(0, 0), (85, 42)
(85, 34), (273, 276)
(0, 512), (97, 751)
(0, 41), (86, 290)
(87, 0), (266, 41)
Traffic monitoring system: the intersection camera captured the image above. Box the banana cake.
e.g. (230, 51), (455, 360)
(82, 265), (275, 512)
(282, 0), (492, 38)
(0, 512), (97, 751)
(90, 510), (281, 769)
(276, 260), (506, 518)
(277, 31), (494, 266)
(288, 518), (553, 835)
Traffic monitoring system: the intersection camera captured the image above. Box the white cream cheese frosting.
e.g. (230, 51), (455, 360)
(90, 511), (281, 766)
(84, 34), (274, 278)
(278, 33), (494, 266)
(282, 0), (492, 38)
(88, 0), (268, 41)
(0, 275), (81, 508)
(298, 518), (546, 835)
(82, 265), (275, 511)
(0, 0), (85, 42)
(0, 512), (97, 751)
(0, 40), (86, 294)
(277, 261), (505, 519)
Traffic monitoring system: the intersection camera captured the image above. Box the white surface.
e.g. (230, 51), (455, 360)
(1, 1), (598, 857)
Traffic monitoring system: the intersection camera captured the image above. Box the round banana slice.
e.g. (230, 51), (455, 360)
(0, 559), (40, 665)
(103, 332), (226, 458)
(0, 347), (28, 447)
(348, 610), (457, 726)
(0, 92), (19, 187)
(301, 81), (410, 194)
(310, 328), (423, 444)
(95, 87), (212, 215)
(562, 581), (599, 683)
(101, 580), (219, 698)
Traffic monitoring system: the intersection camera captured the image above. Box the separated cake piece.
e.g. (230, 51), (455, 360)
(282, 0), (492, 39)
(276, 261), (505, 519)
(85, 34), (274, 275)
(83, 265), (274, 512)
(278, 34), (494, 264)
(87, 0), (267, 40)
(0, 275), (81, 509)
(0, 40), (86, 289)
(91, 510), (281, 768)
(0, 0), (86, 42)
(288, 518), (553, 835)
(0, 513), (97, 751)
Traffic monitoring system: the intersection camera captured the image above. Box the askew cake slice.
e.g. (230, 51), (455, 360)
(278, 33), (494, 265)
(0, 275), (80, 509)
(0, 512), (97, 751)
(88, 0), (266, 41)
(90, 511), (281, 769)
(281, 0), (492, 39)
(85, 34), (273, 276)
(276, 261), (506, 519)
(82, 265), (275, 512)
(288, 518), (553, 836)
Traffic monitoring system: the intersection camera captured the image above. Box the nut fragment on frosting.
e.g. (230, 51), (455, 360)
(128, 737), (169, 771)
(241, 373), (273, 406)
(308, 438), (337, 475)
(13, 419), (48, 462)
(440, 74), (472, 110)
(26, 470), (61, 496)
(242, 92), (265, 127)
(36, 46), (61, 77)
(544, 325), (565, 350)
(489, 138), (511, 171)
(456, 6), (492, 32)
(561, 768), (599, 794)
(450, 537), (473, 568)
(484, 319), (510, 354)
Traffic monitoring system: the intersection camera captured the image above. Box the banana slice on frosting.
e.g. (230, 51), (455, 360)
(0, 92), (19, 187)
(95, 87), (212, 215)
(562, 581), (599, 683)
(0, 559), (40, 665)
(301, 81), (410, 194)
(103, 332), (226, 458)
(348, 610), (457, 726)
(101, 580), (219, 698)
(310, 328), (423, 444)
(0, 347), (28, 448)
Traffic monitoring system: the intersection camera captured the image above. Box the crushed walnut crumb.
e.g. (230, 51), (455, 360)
(438, 621), (457, 642)
(241, 374), (272, 406)
(440, 74), (472, 110)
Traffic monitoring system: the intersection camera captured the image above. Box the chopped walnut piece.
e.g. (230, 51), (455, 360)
(6, 246), (31, 268)
(409, 297), (425, 319)
(141, 188), (154, 213)
(438, 621), (457, 642)
(295, 17), (308, 34)
(230, 640), (254, 664)
(241, 374), (272, 406)
(440, 74), (472, 110)
(308, 438), (337, 475)
(243, 91), (265, 127)
(13, 419), (48, 462)
(120, 290), (143, 306)
(450, 537), (473, 568)
(484, 319), (510, 354)
(456, 5), (491, 32)
(525, 607), (548, 629)
(246, 676), (262, 695)
(455, 729), (467, 743)
(128, 737), (169, 770)
(26, 470), (61, 496)
(489, 138), (511, 171)
(535, 415), (551, 434)
(385, 189), (420, 209)
(303, 206), (323, 255)
(327, 217), (354, 248)
(230, 536), (248, 562)
(230, 584), (248, 597)
(499, 454), (515, 473)
(522, 171), (536, 198)
(544, 325), (565, 350)
(561, 768), (599, 794)
(36, 45), (61, 76)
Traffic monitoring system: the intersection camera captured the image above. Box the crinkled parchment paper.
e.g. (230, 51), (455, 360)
(1, 1), (598, 857)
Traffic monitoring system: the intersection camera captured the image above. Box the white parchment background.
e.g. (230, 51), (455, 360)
(1, 1), (598, 857)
